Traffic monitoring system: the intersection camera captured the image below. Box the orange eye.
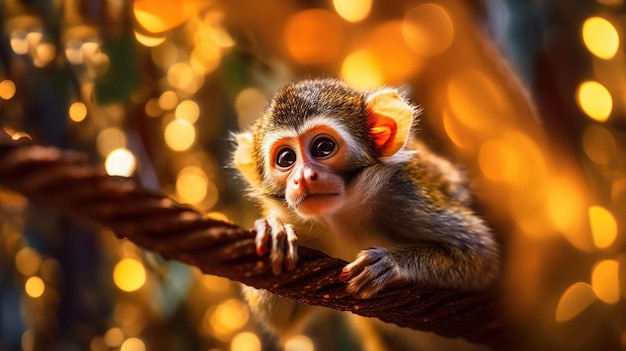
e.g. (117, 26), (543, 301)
(311, 135), (336, 158)
(276, 147), (297, 168)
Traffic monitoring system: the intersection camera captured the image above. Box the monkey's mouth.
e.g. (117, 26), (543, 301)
(294, 192), (341, 209)
(300, 192), (340, 202)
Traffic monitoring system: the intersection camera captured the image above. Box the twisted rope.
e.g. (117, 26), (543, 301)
(0, 130), (508, 348)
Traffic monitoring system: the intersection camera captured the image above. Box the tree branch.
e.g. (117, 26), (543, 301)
(0, 130), (509, 349)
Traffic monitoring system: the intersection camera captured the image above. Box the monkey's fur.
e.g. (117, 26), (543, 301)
(233, 79), (498, 349)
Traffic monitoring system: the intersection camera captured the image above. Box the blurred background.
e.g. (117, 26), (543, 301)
(0, 0), (625, 350)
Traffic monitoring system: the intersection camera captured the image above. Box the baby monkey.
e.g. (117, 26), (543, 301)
(233, 79), (499, 339)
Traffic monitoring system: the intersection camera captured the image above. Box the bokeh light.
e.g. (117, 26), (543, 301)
(230, 332), (261, 351)
(591, 259), (620, 304)
(158, 90), (178, 110)
(68, 101), (88, 122)
(341, 49), (383, 88)
(576, 80), (612, 121)
(582, 17), (619, 60)
(97, 127), (127, 157)
(285, 335), (315, 351)
(24, 276), (45, 298)
(176, 166), (208, 204)
(190, 43), (221, 74)
(582, 125), (616, 164)
(589, 206), (617, 249)
(333, 0), (372, 23)
(104, 328), (124, 347)
(175, 100), (200, 124)
(105, 149), (137, 177)
(235, 88), (268, 129)
(366, 21), (421, 84)
(164, 119), (196, 151)
(0, 79), (16, 100)
(15, 247), (42, 276)
(403, 3), (455, 57)
(120, 337), (145, 351)
(284, 9), (345, 64)
(556, 283), (597, 322)
(133, 31), (166, 47)
(113, 258), (146, 292)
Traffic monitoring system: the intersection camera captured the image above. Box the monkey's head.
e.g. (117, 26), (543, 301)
(234, 79), (417, 219)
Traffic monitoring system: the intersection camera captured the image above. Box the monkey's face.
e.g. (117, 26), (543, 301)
(264, 119), (353, 218)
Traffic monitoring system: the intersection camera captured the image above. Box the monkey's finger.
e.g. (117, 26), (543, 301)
(349, 265), (395, 299)
(284, 224), (298, 271)
(339, 254), (371, 281)
(253, 219), (271, 256)
(268, 218), (287, 275)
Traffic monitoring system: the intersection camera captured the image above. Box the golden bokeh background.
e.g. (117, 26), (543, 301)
(0, 0), (625, 350)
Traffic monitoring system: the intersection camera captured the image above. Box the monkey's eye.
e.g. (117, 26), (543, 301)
(311, 136), (336, 158)
(276, 148), (296, 168)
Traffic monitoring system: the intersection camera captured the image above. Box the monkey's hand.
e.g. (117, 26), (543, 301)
(254, 216), (298, 275)
(339, 248), (400, 299)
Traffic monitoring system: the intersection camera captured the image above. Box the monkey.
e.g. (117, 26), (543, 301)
(232, 78), (499, 348)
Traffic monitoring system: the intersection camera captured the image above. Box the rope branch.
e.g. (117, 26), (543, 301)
(0, 131), (509, 348)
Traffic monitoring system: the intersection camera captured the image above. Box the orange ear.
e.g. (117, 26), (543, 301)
(367, 89), (414, 157)
(233, 133), (262, 187)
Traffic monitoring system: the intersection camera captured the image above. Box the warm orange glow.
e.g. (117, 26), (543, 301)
(589, 206), (618, 249)
(582, 125), (616, 164)
(591, 259), (620, 304)
(403, 3), (455, 57)
(133, 31), (166, 47)
(113, 258), (146, 292)
(104, 328), (124, 347)
(442, 110), (469, 148)
(333, 0), (372, 22)
(25, 277), (45, 298)
(285, 335), (315, 351)
(34, 43), (56, 67)
(235, 88), (268, 129)
(190, 43), (221, 74)
(164, 119), (196, 151)
(367, 21), (421, 84)
(447, 69), (508, 135)
(176, 166), (208, 204)
(0, 80), (16, 100)
(231, 332), (261, 351)
(175, 100), (200, 124)
(547, 178), (592, 251)
(556, 282), (597, 322)
(479, 132), (546, 185)
(105, 149), (137, 177)
(134, 0), (208, 33)
(158, 91), (178, 110)
(167, 62), (194, 90)
(284, 9), (345, 64)
(97, 127), (127, 157)
(577, 81), (612, 121)
(15, 247), (42, 276)
(582, 17), (619, 60)
(208, 298), (249, 337)
(120, 337), (145, 351)
(69, 102), (88, 122)
(145, 98), (162, 118)
(341, 49), (383, 88)
(479, 140), (519, 183)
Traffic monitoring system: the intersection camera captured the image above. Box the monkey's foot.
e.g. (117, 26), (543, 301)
(339, 248), (399, 299)
(254, 216), (298, 275)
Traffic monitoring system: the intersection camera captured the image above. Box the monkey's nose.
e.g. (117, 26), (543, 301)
(294, 167), (317, 185)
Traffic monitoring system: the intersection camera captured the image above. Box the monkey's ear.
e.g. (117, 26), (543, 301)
(366, 89), (414, 157)
(233, 132), (262, 187)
